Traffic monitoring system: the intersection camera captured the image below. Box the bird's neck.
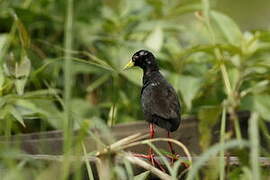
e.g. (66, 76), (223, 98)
(143, 66), (159, 76)
(143, 68), (159, 85)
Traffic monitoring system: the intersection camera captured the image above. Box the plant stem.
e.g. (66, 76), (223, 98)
(62, 0), (74, 179)
(249, 112), (260, 180)
(201, 0), (242, 141)
(219, 106), (226, 180)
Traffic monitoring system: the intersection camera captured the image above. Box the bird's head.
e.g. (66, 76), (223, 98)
(123, 50), (159, 71)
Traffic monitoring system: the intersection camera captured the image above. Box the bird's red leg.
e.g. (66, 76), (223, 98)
(149, 124), (167, 171)
(134, 124), (165, 172)
(167, 132), (190, 168)
(167, 131), (176, 163)
(133, 123), (155, 160)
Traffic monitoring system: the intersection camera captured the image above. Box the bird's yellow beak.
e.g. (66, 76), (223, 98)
(123, 60), (134, 70)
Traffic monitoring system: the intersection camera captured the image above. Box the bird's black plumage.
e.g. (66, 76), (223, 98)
(131, 50), (181, 132)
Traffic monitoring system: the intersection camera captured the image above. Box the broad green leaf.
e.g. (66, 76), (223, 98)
(31, 99), (64, 129)
(14, 99), (47, 117)
(176, 75), (202, 110)
(211, 11), (242, 46)
(121, 68), (142, 86)
(198, 106), (221, 150)
(145, 26), (163, 52)
(134, 171), (150, 180)
(170, 2), (201, 16)
(10, 105), (25, 127)
(254, 95), (270, 121)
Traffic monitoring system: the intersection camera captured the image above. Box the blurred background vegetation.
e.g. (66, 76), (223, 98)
(0, 0), (270, 179)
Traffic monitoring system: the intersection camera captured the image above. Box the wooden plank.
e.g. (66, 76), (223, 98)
(0, 111), (269, 155)
(0, 117), (200, 155)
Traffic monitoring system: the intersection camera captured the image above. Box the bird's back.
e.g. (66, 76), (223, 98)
(141, 71), (181, 132)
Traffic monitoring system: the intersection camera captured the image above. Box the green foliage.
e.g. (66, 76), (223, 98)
(198, 105), (221, 150)
(0, 0), (270, 179)
(134, 171), (150, 180)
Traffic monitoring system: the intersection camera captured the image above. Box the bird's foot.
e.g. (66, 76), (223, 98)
(132, 153), (166, 172)
(133, 153), (151, 159)
(165, 154), (190, 168)
(181, 161), (190, 169)
(165, 153), (178, 164)
(150, 154), (166, 172)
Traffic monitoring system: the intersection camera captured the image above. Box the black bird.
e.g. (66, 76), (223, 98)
(123, 50), (181, 166)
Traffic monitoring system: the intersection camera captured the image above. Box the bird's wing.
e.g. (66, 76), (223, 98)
(141, 81), (180, 120)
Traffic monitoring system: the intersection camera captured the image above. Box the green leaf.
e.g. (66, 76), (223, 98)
(176, 75), (201, 110)
(134, 171), (150, 180)
(15, 79), (28, 96)
(23, 89), (60, 98)
(31, 99), (64, 129)
(15, 55), (31, 95)
(145, 25), (163, 52)
(241, 32), (259, 55)
(211, 11), (242, 46)
(13, 13), (31, 48)
(121, 68), (142, 86)
(15, 55), (31, 78)
(171, 2), (202, 15)
(14, 99), (47, 117)
(198, 106), (221, 150)
(10, 105), (25, 127)
(3, 53), (16, 77)
(254, 95), (270, 121)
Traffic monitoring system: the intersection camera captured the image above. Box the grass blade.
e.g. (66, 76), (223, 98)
(82, 143), (94, 180)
